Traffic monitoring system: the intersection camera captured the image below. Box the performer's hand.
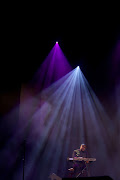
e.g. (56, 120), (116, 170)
(78, 157), (83, 160)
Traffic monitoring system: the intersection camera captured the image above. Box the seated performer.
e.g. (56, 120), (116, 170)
(68, 144), (90, 178)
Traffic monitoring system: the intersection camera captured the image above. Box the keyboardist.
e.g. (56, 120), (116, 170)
(68, 144), (90, 178)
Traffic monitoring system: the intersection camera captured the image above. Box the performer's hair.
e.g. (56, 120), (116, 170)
(80, 144), (86, 150)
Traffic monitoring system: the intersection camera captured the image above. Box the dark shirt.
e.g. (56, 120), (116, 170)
(72, 149), (87, 158)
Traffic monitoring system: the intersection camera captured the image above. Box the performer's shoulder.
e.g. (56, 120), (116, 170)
(74, 149), (80, 153)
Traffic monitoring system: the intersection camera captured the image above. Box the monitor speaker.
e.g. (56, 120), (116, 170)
(62, 176), (113, 180)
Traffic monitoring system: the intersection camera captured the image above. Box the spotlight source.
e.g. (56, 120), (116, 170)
(56, 41), (58, 44)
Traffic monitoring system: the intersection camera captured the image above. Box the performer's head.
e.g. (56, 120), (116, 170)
(80, 144), (86, 151)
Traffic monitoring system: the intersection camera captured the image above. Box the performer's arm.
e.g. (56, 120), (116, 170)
(72, 150), (75, 158)
(72, 150), (79, 160)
